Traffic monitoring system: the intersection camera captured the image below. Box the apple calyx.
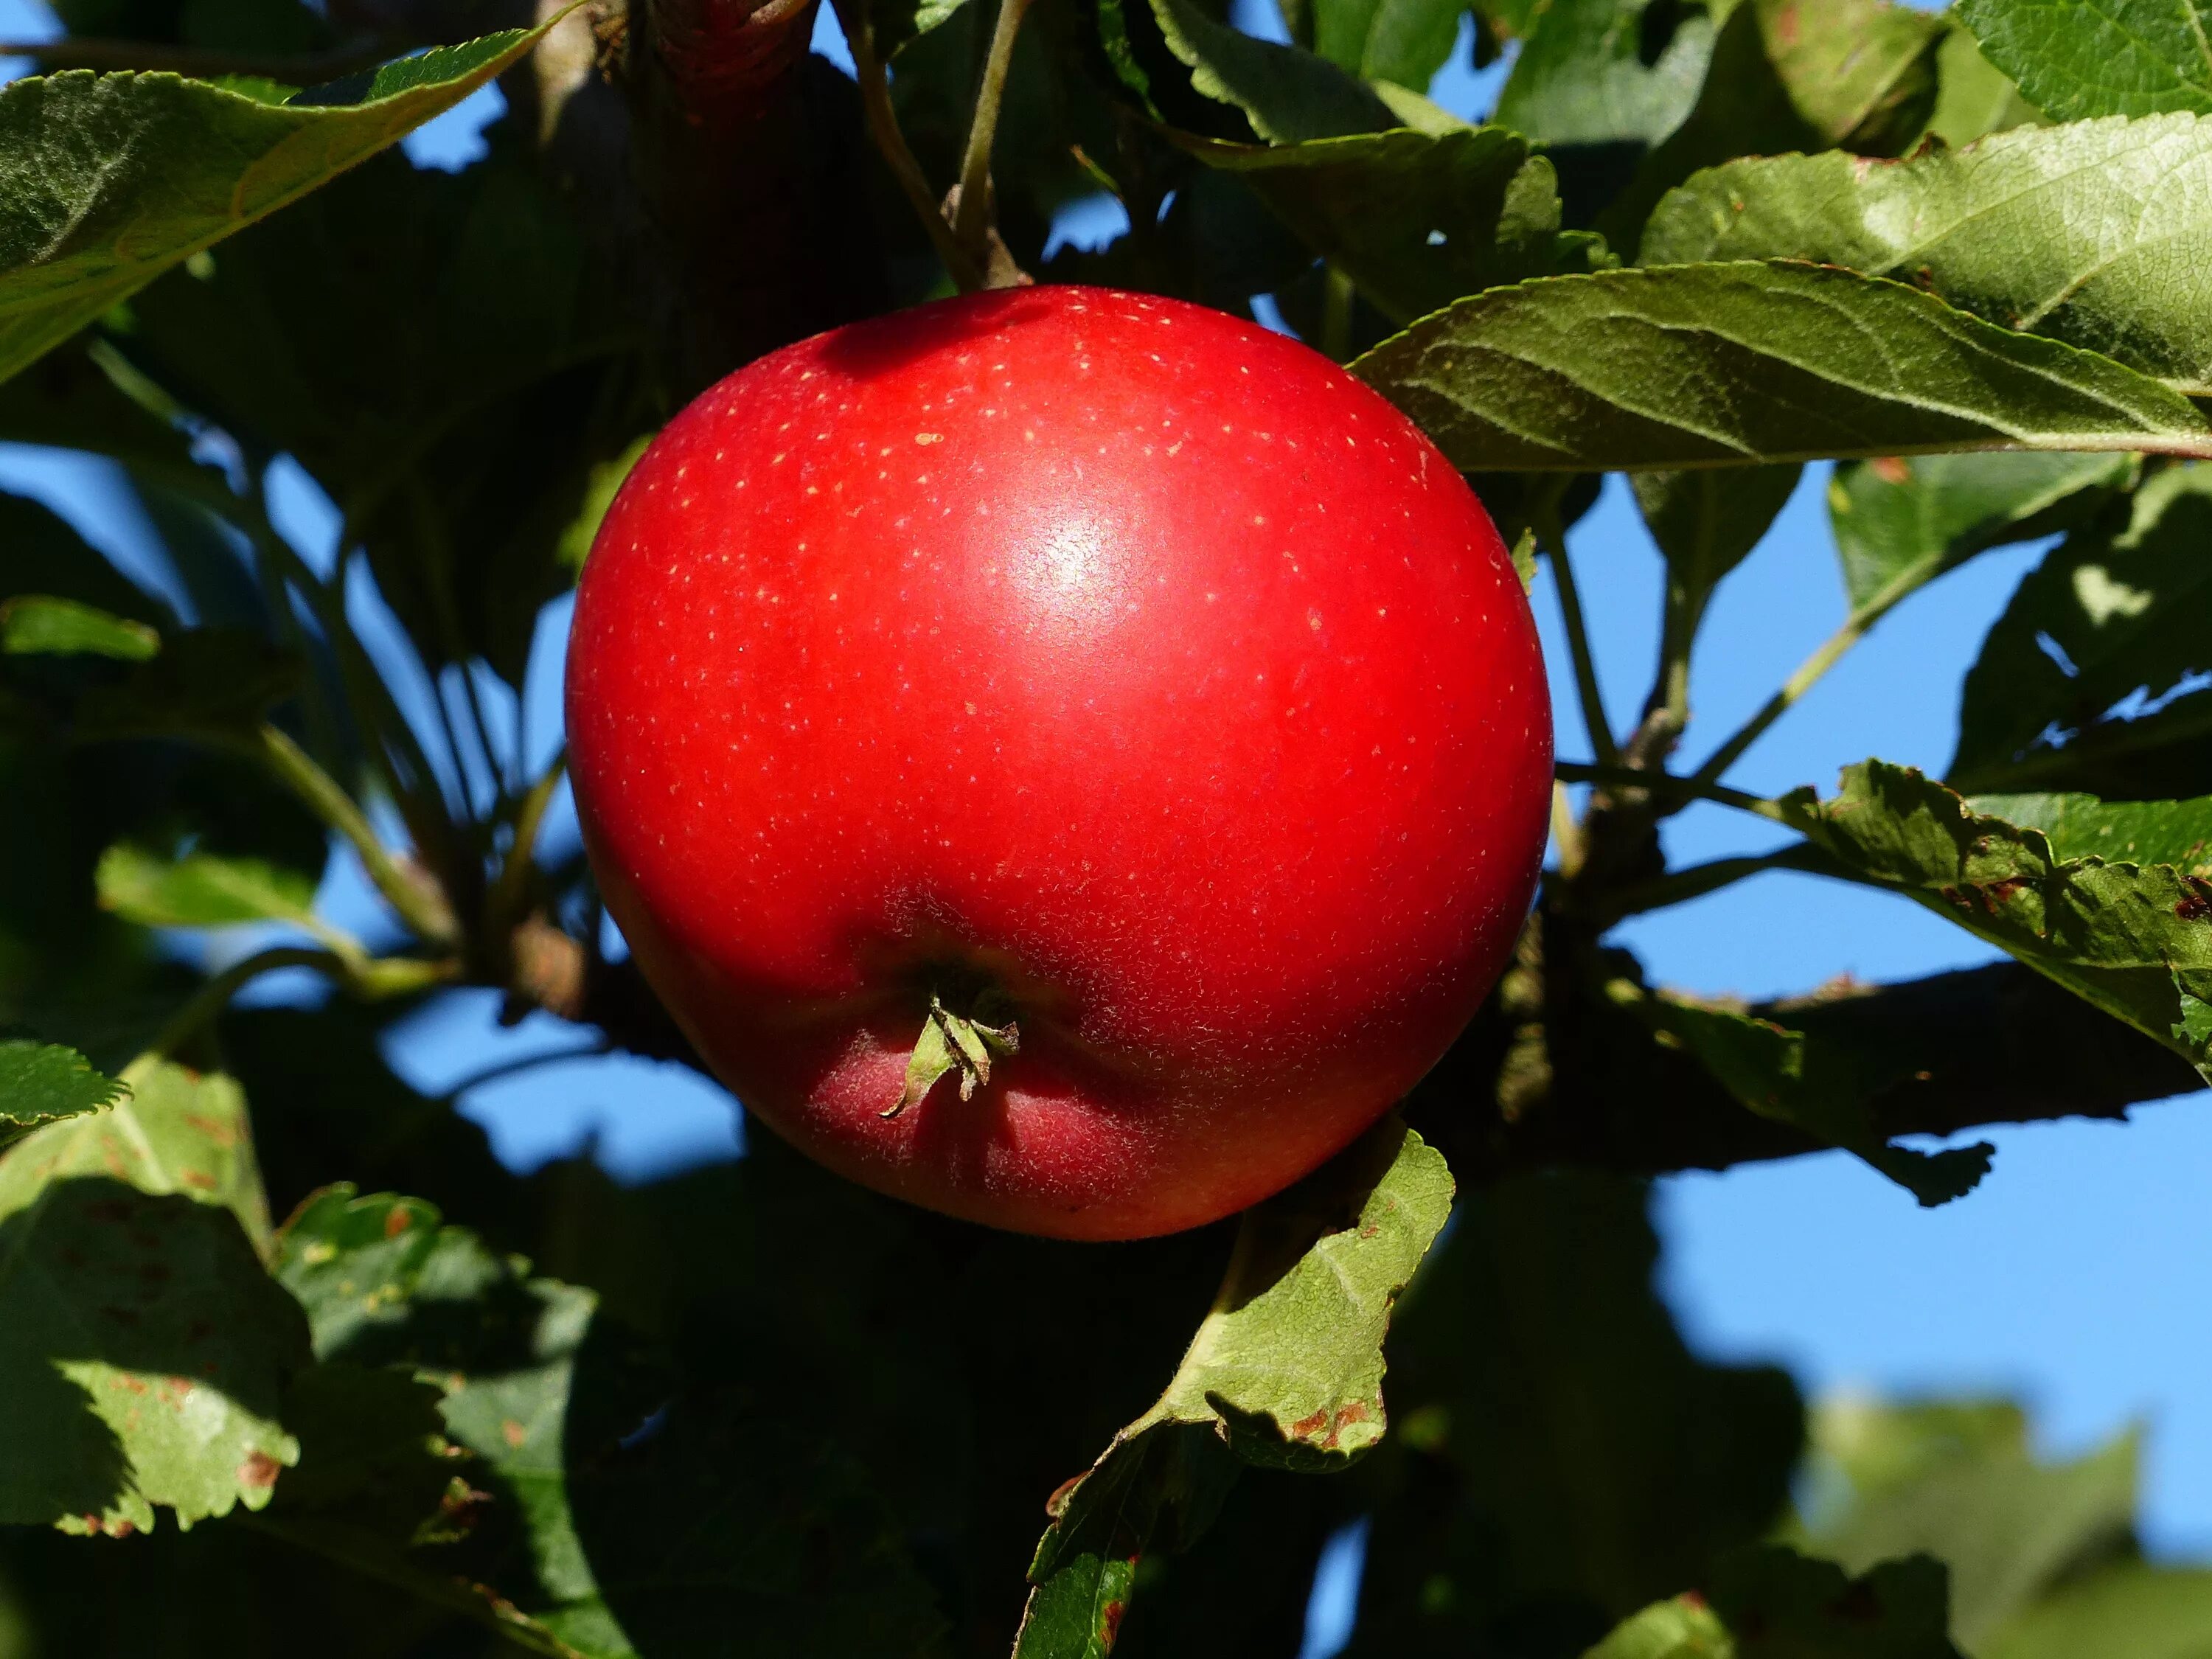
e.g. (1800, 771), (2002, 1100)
(884, 992), (1020, 1118)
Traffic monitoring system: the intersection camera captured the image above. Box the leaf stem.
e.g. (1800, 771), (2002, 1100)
(1541, 526), (1623, 771)
(254, 723), (459, 946)
(1587, 844), (1832, 924)
(486, 750), (568, 942)
(830, 0), (984, 291)
(141, 945), (451, 1065)
(950, 0), (1034, 277)
(1691, 595), (1885, 793)
(1553, 759), (1784, 822)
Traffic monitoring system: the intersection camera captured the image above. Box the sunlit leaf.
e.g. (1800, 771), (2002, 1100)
(1351, 262), (2211, 472)
(1643, 115), (2212, 394)
(1958, 0), (2212, 119)
(1014, 1119), (1452, 1657)
(1773, 762), (2212, 1082)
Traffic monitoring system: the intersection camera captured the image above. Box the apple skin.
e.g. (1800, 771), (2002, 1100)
(566, 285), (1551, 1240)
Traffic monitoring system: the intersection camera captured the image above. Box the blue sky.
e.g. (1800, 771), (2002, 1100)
(4, 1), (2208, 1645)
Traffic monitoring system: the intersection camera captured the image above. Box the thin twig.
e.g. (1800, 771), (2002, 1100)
(139, 945), (451, 1065)
(1541, 526), (1624, 771)
(1691, 599), (1881, 790)
(950, 0), (1034, 276)
(1553, 759), (1784, 822)
(486, 751), (569, 942)
(254, 724), (459, 946)
(828, 0), (982, 290)
(1587, 844), (1834, 925)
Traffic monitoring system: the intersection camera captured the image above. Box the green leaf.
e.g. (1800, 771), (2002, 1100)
(271, 1185), (633, 1654)
(1349, 262), (2212, 472)
(1624, 987), (1994, 1205)
(0, 1040), (127, 1152)
(1792, 1399), (2138, 1647)
(1632, 465), (1802, 633)
(1966, 792), (2212, 870)
(1147, 0), (1399, 141)
(119, 145), (647, 684)
(1493, 0), (1717, 150)
(1926, 23), (2045, 146)
(0, 1057), (274, 1246)
(558, 434), (654, 574)
(1827, 452), (2133, 616)
(1755, 0), (1947, 154)
(1983, 1563), (2212, 1659)
(1015, 1119), (1452, 1657)
(1957, 0), (2212, 120)
(869, 0), (976, 58)
(0, 22), (563, 384)
(0, 594), (160, 660)
(1585, 1595), (1734, 1658)
(1172, 125), (1604, 325)
(1773, 762), (2212, 1081)
(0, 1052), (296, 1534)
(73, 627), (302, 744)
(1591, 1547), (1965, 1657)
(1346, 1172), (1805, 1654)
(0, 1177), (310, 1534)
(1281, 0), (1475, 89)
(96, 839), (320, 931)
(1642, 116), (2212, 395)
(1951, 463), (2212, 798)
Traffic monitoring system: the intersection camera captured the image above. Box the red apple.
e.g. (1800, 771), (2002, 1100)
(566, 286), (1551, 1239)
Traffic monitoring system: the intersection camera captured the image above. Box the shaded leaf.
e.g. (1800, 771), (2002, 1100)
(1171, 123), (1602, 325)
(1281, 0), (1475, 90)
(1642, 115), (2212, 394)
(1351, 262), (2212, 473)
(1827, 452), (2132, 616)
(558, 434), (654, 574)
(71, 628), (301, 744)
(1926, 23), (2045, 146)
(1344, 1172), (1805, 1653)
(271, 1184), (633, 1654)
(0, 1040), (128, 1152)
(1492, 0), (1717, 150)
(0, 23), (561, 383)
(1951, 463), (2212, 798)
(1792, 1398), (2138, 1646)
(1755, 0), (1946, 155)
(871, 0), (978, 60)
(0, 594), (160, 660)
(96, 838), (319, 931)
(120, 143), (651, 684)
(1773, 762), (2212, 1081)
(1957, 0), (2212, 120)
(1592, 1547), (1965, 1657)
(1624, 987), (1993, 1205)
(1015, 1119), (1452, 1656)
(0, 1177), (309, 1534)
(1632, 464), (1802, 633)
(1145, 0), (1399, 141)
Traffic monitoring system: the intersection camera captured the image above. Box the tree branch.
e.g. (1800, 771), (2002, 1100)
(1405, 957), (2205, 1184)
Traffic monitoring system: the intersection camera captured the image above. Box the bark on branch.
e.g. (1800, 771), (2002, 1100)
(542, 933), (2203, 1186)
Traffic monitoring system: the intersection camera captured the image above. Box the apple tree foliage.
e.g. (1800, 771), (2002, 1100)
(0, 0), (2209, 1652)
